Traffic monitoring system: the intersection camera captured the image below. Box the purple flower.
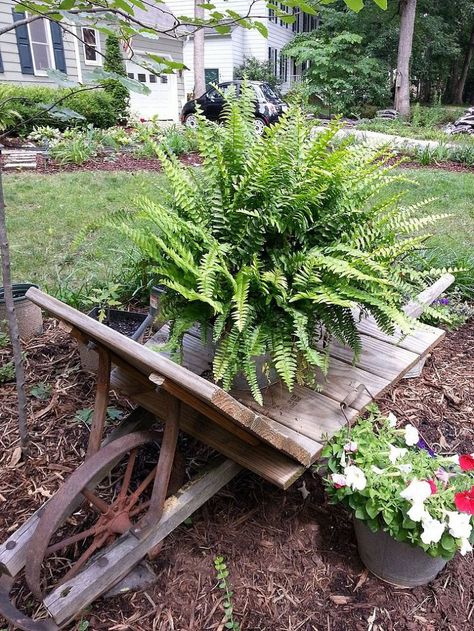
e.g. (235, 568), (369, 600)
(417, 438), (436, 457)
(434, 297), (450, 306)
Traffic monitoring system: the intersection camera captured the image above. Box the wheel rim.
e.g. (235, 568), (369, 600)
(25, 431), (165, 599)
(254, 119), (265, 135)
(185, 114), (197, 129)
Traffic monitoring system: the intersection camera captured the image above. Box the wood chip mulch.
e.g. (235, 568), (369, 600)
(1, 319), (473, 631)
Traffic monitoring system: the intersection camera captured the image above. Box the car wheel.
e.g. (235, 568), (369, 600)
(254, 118), (266, 136)
(184, 114), (198, 129)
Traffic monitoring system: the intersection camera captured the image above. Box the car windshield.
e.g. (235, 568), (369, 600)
(254, 83), (283, 103)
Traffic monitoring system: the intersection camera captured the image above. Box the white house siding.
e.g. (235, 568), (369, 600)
(0, 0), (79, 84)
(75, 30), (186, 113)
(167, 0), (302, 94)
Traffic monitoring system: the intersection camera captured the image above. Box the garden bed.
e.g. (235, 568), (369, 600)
(34, 152), (202, 174)
(1, 317), (473, 630)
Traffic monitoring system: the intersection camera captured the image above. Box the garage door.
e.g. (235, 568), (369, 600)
(126, 60), (179, 121)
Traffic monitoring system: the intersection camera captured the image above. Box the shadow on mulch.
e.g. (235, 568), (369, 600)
(1, 319), (473, 630)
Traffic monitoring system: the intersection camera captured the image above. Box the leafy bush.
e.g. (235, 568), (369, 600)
(234, 56), (280, 88)
(102, 87), (444, 403)
(0, 84), (117, 135)
(284, 30), (391, 115)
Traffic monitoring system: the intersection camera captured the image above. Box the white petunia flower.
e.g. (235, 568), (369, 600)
(407, 502), (429, 523)
(420, 515), (445, 545)
(340, 451), (347, 468)
(387, 412), (398, 428)
(404, 424), (420, 446)
(344, 441), (358, 453)
(460, 538), (473, 556)
(371, 465), (384, 475)
(400, 479), (432, 504)
(398, 464), (413, 474)
(446, 511), (473, 540)
(330, 473), (347, 488)
(344, 465), (367, 491)
(389, 444), (408, 464)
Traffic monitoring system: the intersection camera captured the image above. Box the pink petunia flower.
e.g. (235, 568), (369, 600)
(455, 487), (474, 515)
(459, 454), (474, 471)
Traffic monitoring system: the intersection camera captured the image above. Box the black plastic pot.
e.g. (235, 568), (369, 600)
(0, 283), (43, 340)
(354, 518), (447, 587)
(79, 307), (148, 373)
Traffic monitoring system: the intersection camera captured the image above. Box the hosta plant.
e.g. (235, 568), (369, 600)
(322, 406), (474, 559)
(106, 86), (445, 403)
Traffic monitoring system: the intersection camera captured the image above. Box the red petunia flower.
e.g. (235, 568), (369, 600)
(459, 454), (474, 471)
(455, 487), (474, 514)
(427, 479), (437, 494)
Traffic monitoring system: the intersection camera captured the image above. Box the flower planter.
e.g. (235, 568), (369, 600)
(0, 283), (43, 341)
(79, 307), (148, 373)
(354, 518), (447, 587)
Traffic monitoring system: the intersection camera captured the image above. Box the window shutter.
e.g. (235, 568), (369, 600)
(0, 49), (4, 73)
(12, 10), (34, 75)
(50, 21), (67, 73)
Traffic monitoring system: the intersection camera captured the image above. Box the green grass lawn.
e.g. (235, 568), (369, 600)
(4, 167), (474, 300)
(5, 170), (165, 299)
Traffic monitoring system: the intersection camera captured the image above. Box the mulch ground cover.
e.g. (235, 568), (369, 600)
(34, 153), (202, 174)
(1, 318), (473, 631)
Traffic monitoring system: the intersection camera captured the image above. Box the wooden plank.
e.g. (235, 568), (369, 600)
(148, 372), (261, 447)
(322, 334), (420, 382)
(354, 315), (445, 355)
(315, 355), (391, 407)
(111, 368), (306, 487)
(0, 408), (156, 578)
(147, 330), (322, 464)
(112, 366), (322, 466)
(44, 459), (242, 627)
(403, 273), (455, 318)
(236, 384), (358, 444)
(87, 346), (111, 457)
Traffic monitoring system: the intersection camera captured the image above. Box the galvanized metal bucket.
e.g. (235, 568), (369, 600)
(354, 518), (447, 587)
(0, 283), (43, 341)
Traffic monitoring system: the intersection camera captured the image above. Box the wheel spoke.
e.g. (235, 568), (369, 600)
(46, 524), (102, 555)
(129, 500), (151, 518)
(126, 465), (157, 510)
(59, 533), (108, 585)
(118, 449), (137, 503)
(81, 488), (110, 513)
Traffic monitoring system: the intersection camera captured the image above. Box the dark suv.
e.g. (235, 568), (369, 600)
(180, 81), (288, 135)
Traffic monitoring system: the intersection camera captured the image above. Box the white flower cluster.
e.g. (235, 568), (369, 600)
(400, 478), (472, 554)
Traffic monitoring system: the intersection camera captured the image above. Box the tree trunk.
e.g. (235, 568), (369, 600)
(193, 0), (206, 98)
(0, 160), (29, 452)
(453, 23), (474, 105)
(394, 0), (417, 118)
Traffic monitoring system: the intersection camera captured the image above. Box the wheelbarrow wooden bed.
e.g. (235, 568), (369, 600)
(0, 275), (453, 630)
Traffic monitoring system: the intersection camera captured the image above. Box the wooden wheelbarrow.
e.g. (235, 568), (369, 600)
(0, 275), (454, 630)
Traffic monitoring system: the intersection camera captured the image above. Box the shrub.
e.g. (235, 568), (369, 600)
(234, 56), (280, 88)
(103, 35), (130, 124)
(103, 86), (444, 403)
(0, 83), (117, 135)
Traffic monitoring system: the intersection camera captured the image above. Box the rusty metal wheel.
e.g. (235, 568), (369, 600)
(25, 430), (174, 600)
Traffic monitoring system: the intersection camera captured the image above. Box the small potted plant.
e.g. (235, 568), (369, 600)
(321, 406), (474, 587)
(79, 283), (148, 373)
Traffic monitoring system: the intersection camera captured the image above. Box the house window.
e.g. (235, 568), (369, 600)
(137, 73), (146, 82)
(160, 75), (168, 84)
(149, 74), (157, 83)
(279, 54), (288, 83)
(268, 6), (276, 23)
(268, 47), (278, 75)
(27, 18), (54, 75)
(82, 27), (101, 64)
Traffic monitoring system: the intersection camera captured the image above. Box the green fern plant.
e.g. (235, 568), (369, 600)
(103, 84), (446, 404)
